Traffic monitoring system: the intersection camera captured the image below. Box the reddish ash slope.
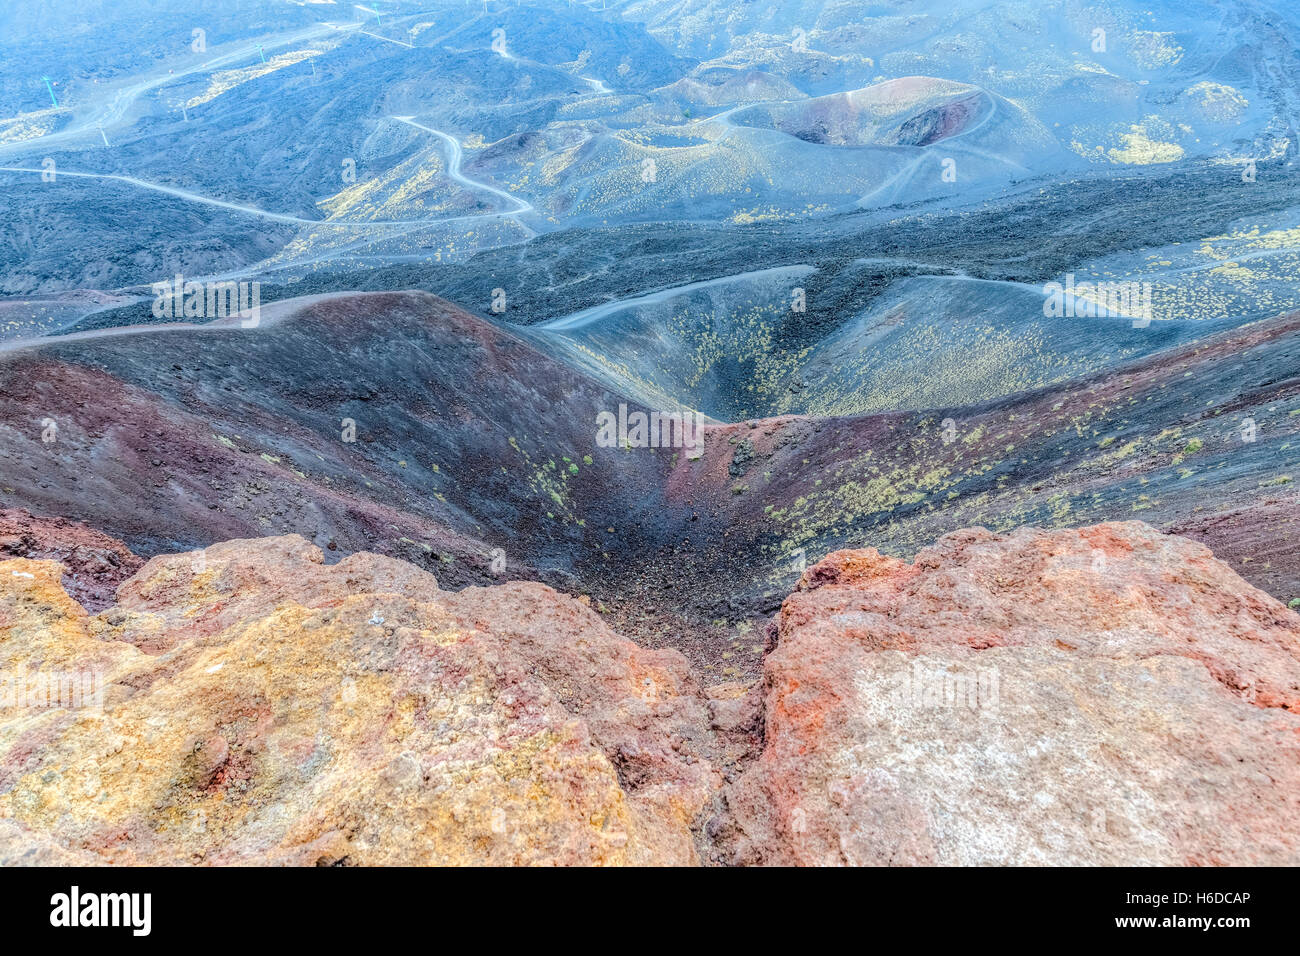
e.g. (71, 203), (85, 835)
(0, 509), (142, 611)
(0, 291), (681, 591)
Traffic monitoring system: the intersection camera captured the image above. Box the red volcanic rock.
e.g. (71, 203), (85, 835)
(0, 536), (720, 865)
(718, 521), (1300, 865)
(781, 521), (1300, 708)
(5, 520), (1300, 866)
(0, 509), (143, 611)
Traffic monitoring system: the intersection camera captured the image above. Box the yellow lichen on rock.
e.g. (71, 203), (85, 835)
(0, 538), (719, 866)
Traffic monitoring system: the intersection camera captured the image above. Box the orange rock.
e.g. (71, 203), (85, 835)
(6, 521), (1300, 867)
(0, 536), (720, 865)
(716, 521), (1300, 865)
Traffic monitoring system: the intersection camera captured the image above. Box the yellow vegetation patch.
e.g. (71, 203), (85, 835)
(187, 49), (322, 108)
(1107, 125), (1184, 165)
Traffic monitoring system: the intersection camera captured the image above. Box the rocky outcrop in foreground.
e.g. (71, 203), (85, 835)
(0, 537), (720, 865)
(715, 522), (1300, 865)
(2, 521), (1298, 865)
